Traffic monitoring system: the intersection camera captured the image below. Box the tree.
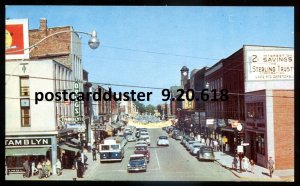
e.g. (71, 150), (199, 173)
(134, 101), (146, 114)
(145, 104), (155, 115)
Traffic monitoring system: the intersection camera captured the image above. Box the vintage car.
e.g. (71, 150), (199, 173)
(197, 146), (215, 161)
(157, 136), (169, 146)
(134, 144), (150, 162)
(127, 154), (147, 173)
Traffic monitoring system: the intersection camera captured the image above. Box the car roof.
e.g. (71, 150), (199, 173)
(135, 144), (148, 147)
(130, 154), (145, 158)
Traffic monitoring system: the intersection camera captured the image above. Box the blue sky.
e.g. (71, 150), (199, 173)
(6, 6), (294, 106)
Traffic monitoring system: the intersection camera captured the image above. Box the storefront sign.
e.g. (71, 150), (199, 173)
(246, 50), (294, 81)
(74, 81), (80, 117)
(8, 168), (25, 173)
(5, 138), (51, 147)
(237, 145), (244, 153)
(5, 19), (29, 59)
(60, 116), (83, 123)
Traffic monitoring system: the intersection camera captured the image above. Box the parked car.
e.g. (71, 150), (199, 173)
(183, 137), (195, 148)
(186, 140), (197, 151)
(162, 127), (167, 131)
(174, 132), (184, 140)
(197, 146), (215, 161)
(181, 135), (189, 145)
(190, 143), (206, 156)
(171, 129), (180, 139)
(134, 144), (150, 162)
(127, 154), (147, 173)
(157, 136), (169, 146)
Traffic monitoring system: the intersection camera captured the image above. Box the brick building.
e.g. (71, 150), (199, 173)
(205, 45), (294, 169)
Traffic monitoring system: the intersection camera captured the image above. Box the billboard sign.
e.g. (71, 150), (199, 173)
(5, 19), (29, 60)
(246, 50), (294, 81)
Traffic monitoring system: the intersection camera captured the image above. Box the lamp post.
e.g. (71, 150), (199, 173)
(5, 29), (100, 54)
(5, 29), (100, 176)
(236, 123), (243, 172)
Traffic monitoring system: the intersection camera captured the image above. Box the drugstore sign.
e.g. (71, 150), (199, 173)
(5, 19), (29, 60)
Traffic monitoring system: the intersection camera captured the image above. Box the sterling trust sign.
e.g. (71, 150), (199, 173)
(246, 50), (294, 81)
(5, 138), (52, 147)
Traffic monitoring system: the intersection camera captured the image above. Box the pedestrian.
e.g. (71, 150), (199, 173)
(242, 156), (250, 172)
(75, 157), (83, 178)
(23, 158), (30, 178)
(250, 159), (255, 174)
(268, 156), (275, 178)
(31, 158), (37, 176)
(5, 159), (8, 176)
(213, 140), (219, 151)
(201, 138), (205, 144)
(206, 138), (210, 146)
(92, 146), (97, 161)
(45, 158), (52, 177)
(37, 161), (43, 176)
(232, 155), (238, 170)
(56, 159), (62, 176)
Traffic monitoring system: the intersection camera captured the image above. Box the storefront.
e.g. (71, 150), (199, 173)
(5, 136), (57, 174)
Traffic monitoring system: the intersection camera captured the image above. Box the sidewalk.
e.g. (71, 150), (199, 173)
(6, 151), (96, 181)
(214, 152), (294, 182)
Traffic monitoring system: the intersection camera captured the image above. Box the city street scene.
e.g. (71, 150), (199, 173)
(5, 6), (294, 182)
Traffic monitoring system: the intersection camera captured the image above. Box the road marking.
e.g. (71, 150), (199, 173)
(154, 149), (161, 170)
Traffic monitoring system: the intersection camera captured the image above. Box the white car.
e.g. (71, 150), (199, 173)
(139, 135), (151, 146)
(126, 135), (137, 142)
(157, 136), (169, 146)
(136, 140), (148, 146)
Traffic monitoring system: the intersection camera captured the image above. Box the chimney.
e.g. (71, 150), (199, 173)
(40, 18), (47, 31)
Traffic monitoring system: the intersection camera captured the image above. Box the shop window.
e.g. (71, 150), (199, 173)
(20, 77), (29, 96)
(256, 134), (265, 155)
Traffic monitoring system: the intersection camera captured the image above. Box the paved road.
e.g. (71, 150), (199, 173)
(84, 128), (238, 181)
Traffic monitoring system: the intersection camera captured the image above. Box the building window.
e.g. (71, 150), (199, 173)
(256, 134), (265, 155)
(20, 98), (30, 127)
(20, 77), (29, 96)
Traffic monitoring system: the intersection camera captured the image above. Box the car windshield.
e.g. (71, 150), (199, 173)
(135, 146), (147, 150)
(111, 144), (120, 150)
(140, 136), (149, 140)
(202, 147), (213, 152)
(130, 157), (144, 161)
(159, 136), (168, 139)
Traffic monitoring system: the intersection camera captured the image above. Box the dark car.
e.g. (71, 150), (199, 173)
(197, 146), (215, 161)
(134, 144), (150, 162)
(127, 154), (147, 173)
(162, 127), (167, 131)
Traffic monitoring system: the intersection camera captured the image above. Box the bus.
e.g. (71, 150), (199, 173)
(99, 137), (126, 162)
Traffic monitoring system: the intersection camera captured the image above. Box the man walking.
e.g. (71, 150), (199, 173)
(268, 156), (275, 178)
(92, 146), (97, 161)
(23, 158), (30, 178)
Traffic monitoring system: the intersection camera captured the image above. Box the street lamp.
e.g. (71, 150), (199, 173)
(5, 29), (100, 55)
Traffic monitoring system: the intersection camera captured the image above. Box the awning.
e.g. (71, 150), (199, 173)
(5, 147), (49, 156)
(70, 138), (80, 144)
(59, 144), (80, 153)
(221, 127), (235, 132)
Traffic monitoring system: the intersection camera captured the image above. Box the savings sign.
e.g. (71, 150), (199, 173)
(5, 19), (29, 59)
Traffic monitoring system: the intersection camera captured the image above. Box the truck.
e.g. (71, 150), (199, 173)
(99, 136), (126, 162)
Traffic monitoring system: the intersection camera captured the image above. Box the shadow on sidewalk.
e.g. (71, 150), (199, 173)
(262, 172), (270, 177)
